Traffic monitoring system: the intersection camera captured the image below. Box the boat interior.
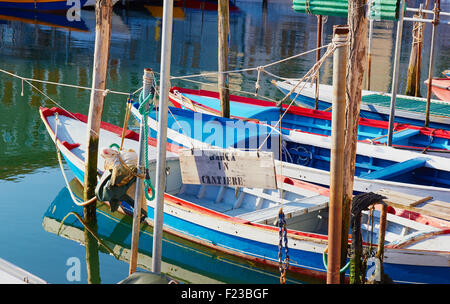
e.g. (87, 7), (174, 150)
(152, 158), (442, 247)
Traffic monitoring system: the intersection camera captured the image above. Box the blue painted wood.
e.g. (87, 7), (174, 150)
(0, 0), (87, 10)
(360, 157), (428, 180)
(176, 90), (450, 152)
(277, 85), (450, 130)
(376, 129), (420, 144)
(138, 105), (450, 188)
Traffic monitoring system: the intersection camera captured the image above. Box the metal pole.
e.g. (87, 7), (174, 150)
(152, 0), (174, 274)
(327, 25), (348, 284)
(366, 2), (373, 90)
(129, 68), (154, 275)
(387, 0), (405, 146)
(425, 2), (440, 127)
(314, 15), (323, 110)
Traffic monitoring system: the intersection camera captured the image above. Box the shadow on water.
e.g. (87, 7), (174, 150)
(42, 178), (320, 284)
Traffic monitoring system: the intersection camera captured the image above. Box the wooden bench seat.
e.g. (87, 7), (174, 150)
(237, 195), (329, 224)
(359, 157), (427, 180)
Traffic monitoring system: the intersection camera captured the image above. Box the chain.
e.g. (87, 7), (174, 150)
(278, 208), (289, 284)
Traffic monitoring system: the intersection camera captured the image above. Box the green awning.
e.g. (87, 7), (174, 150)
(292, 0), (405, 20)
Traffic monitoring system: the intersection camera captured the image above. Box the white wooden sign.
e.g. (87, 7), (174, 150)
(178, 148), (277, 189)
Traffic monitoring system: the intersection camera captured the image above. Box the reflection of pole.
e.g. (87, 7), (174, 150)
(425, 1), (440, 127)
(327, 25), (348, 285)
(387, 0), (405, 146)
(152, 0), (174, 275)
(129, 69), (154, 275)
(314, 15), (323, 110)
(84, 0), (113, 284)
(218, 0), (230, 118)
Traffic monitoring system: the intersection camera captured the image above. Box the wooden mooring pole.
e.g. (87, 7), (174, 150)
(405, 2), (429, 97)
(340, 0), (368, 283)
(327, 25), (349, 284)
(129, 68), (154, 275)
(83, 0), (113, 284)
(218, 0), (230, 118)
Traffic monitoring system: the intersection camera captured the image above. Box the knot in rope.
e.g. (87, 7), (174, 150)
(255, 66), (263, 96)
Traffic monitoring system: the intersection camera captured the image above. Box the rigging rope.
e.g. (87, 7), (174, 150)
(54, 113), (97, 207)
(137, 89), (156, 201)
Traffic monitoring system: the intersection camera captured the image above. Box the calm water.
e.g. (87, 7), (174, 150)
(0, 0), (449, 284)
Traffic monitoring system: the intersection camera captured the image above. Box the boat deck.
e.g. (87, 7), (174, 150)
(0, 258), (46, 284)
(377, 189), (450, 221)
(362, 94), (450, 117)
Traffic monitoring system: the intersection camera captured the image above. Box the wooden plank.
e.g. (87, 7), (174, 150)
(376, 189), (450, 221)
(178, 148), (277, 189)
(419, 204), (450, 221)
(376, 189), (433, 207)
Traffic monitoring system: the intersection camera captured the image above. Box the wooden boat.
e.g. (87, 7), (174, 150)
(40, 106), (450, 284)
(130, 104), (450, 203)
(169, 86), (450, 157)
(43, 181), (309, 284)
(443, 70), (450, 78)
(425, 78), (450, 103)
(0, 0), (87, 10)
(0, 258), (47, 284)
(273, 80), (450, 130)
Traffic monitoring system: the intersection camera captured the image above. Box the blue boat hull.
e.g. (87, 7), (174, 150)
(174, 91), (450, 152)
(136, 106), (450, 191)
(45, 187), (311, 283)
(59, 151), (450, 284)
(0, 0), (86, 10)
(41, 107), (449, 284)
(278, 86), (450, 130)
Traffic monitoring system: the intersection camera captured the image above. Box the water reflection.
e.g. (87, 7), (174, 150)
(42, 179), (311, 284)
(0, 1), (449, 182)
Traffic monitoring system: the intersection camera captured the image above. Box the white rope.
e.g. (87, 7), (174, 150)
(54, 113), (97, 207)
(169, 43), (333, 81)
(0, 68), (143, 96)
(171, 76), (280, 103)
(257, 41), (345, 150)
